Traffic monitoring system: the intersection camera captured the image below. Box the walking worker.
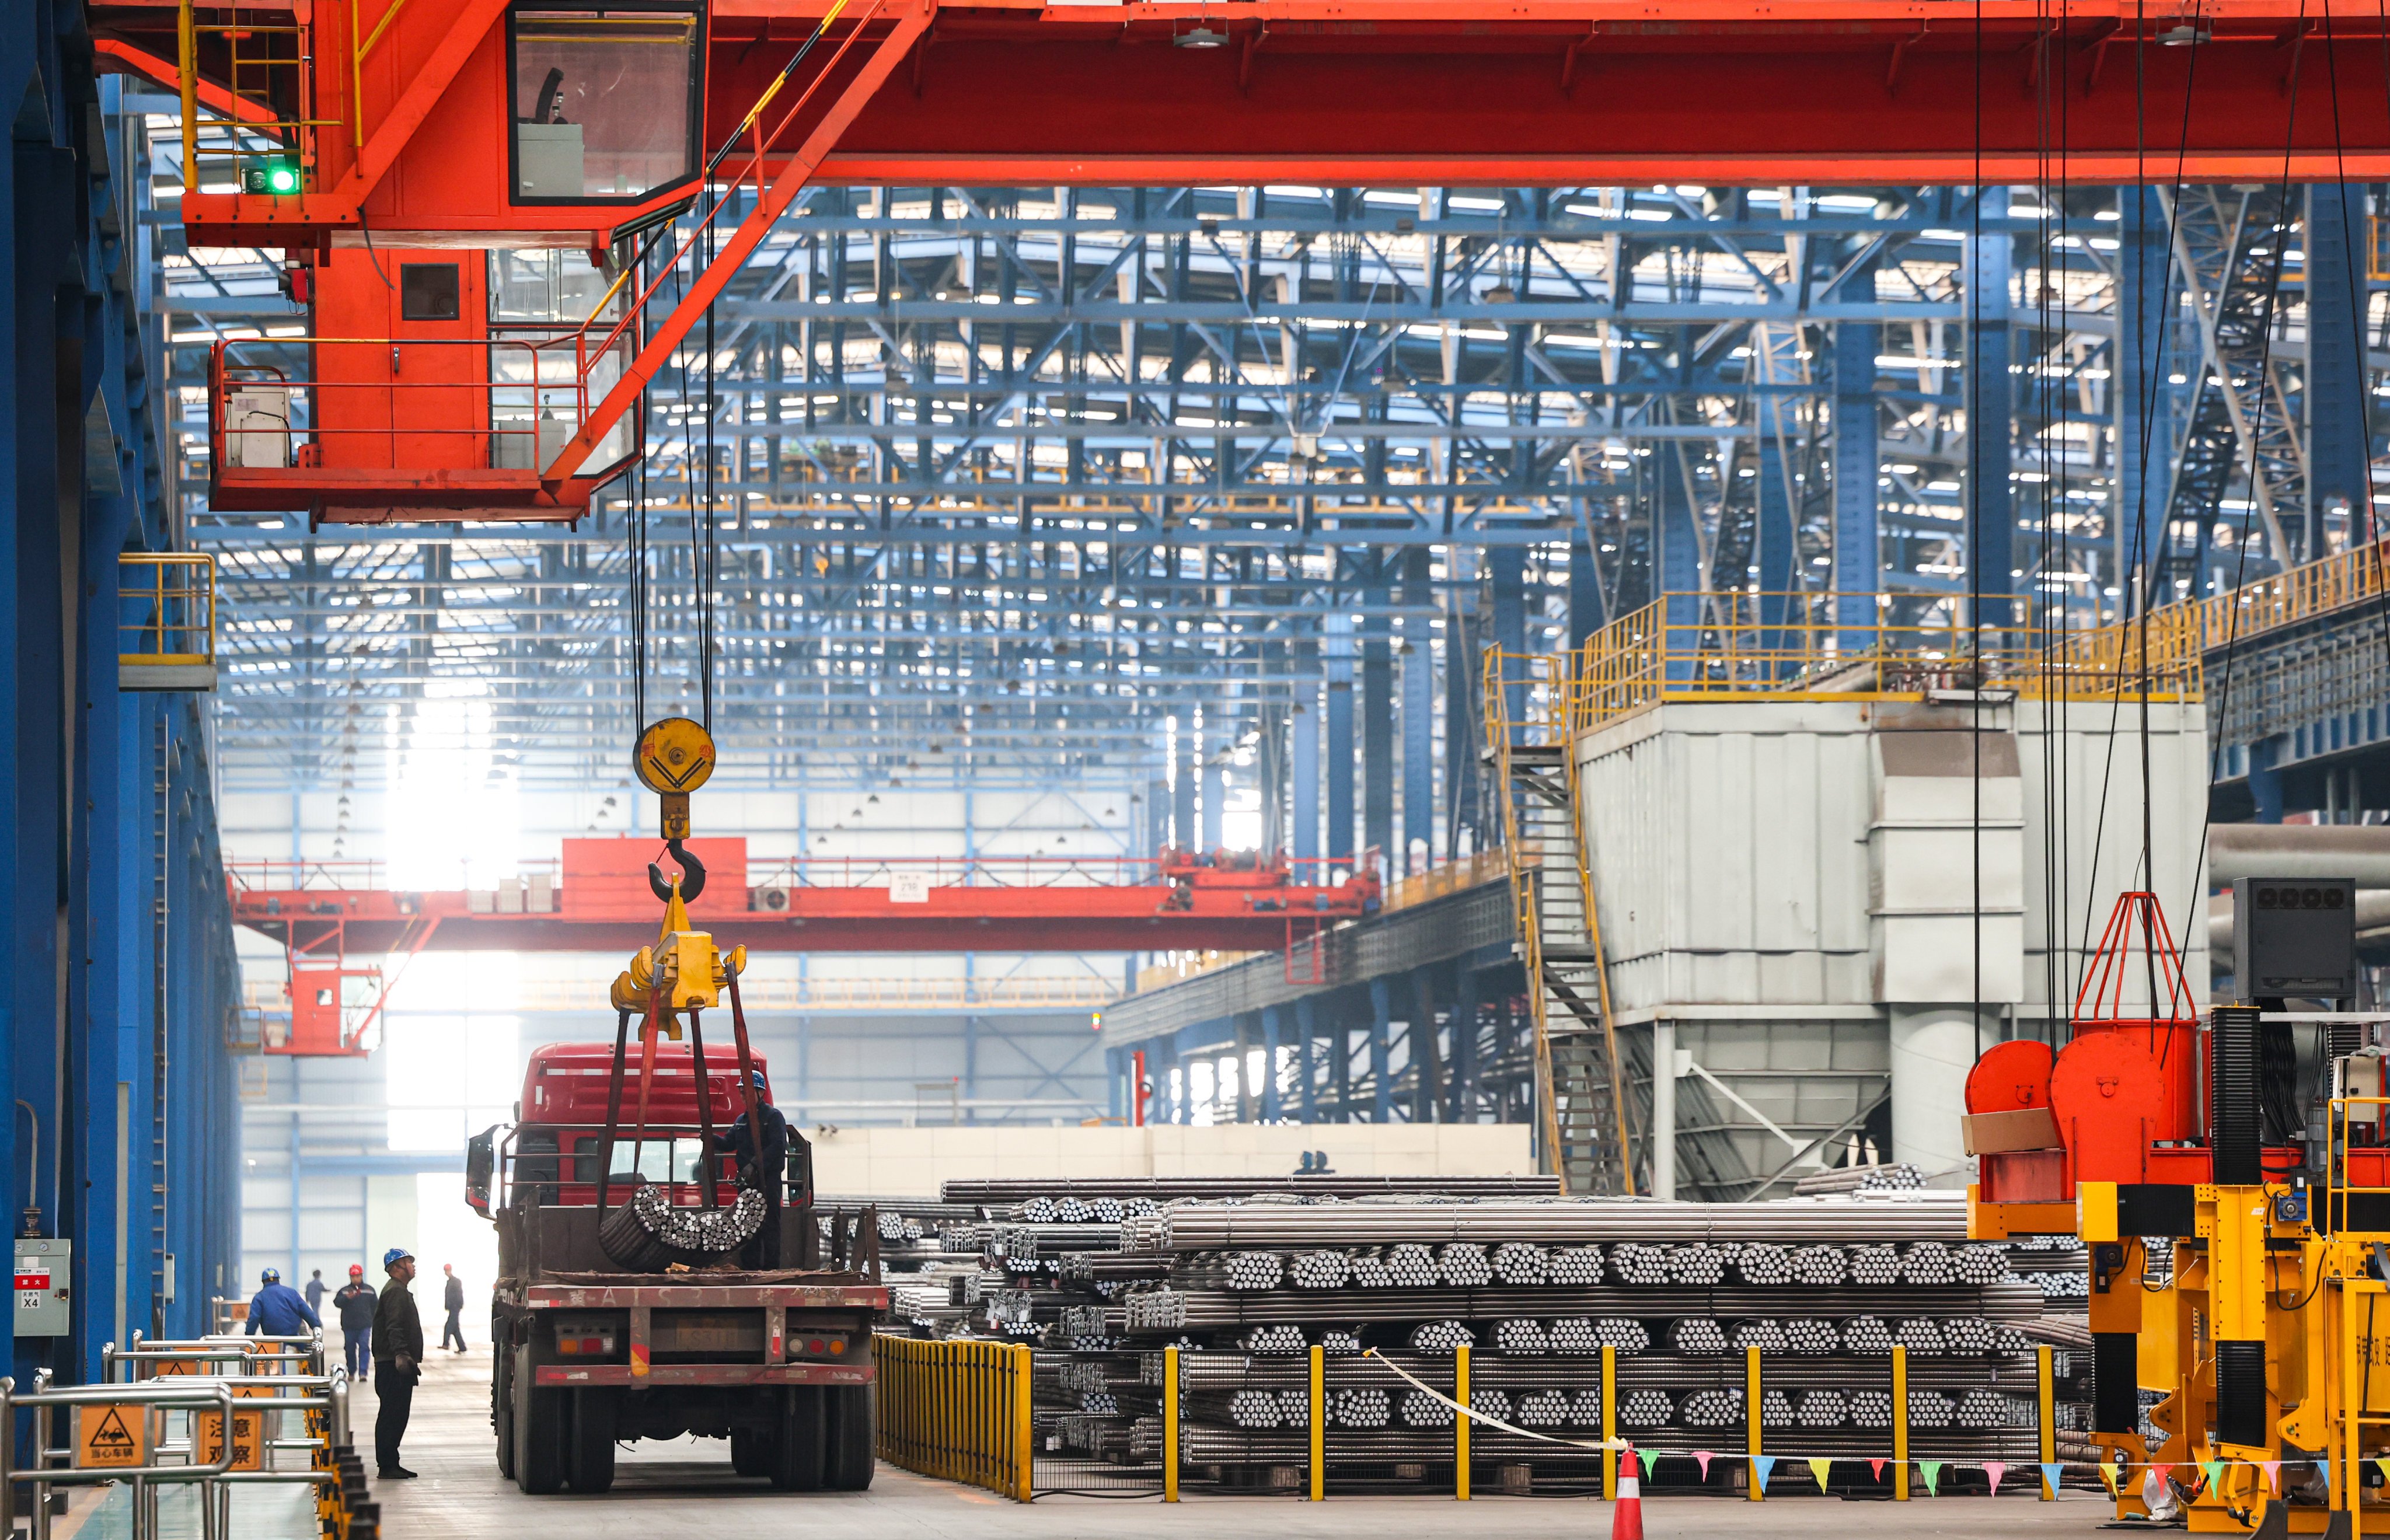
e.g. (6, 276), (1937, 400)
(303, 1268), (327, 1315)
(333, 1264), (375, 1376)
(713, 1071), (790, 1269)
(441, 1263), (466, 1352)
(244, 1266), (321, 1337)
(372, 1246), (425, 1480)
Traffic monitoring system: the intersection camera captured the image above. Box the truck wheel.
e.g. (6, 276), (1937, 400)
(512, 1347), (567, 1494)
(567, 1389), (618, 1494)
(493, 1348), (517, 1479)
(823, 1387), (875, 1491)
(769, 1386), (824, 1491)
(730, 1428), (770, 1478)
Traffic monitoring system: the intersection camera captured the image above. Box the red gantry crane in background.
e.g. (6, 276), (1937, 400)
(236, 837), (1381, 1053)
(89, 0), (2390, 526)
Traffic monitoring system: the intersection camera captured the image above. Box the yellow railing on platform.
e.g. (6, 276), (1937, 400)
(118, 552), (217, 668)
(874, 1335), (1034, 1501)
(1564, 591), (2206, 734)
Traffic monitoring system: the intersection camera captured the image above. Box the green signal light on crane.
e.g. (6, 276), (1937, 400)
(243, 159), (301, 196)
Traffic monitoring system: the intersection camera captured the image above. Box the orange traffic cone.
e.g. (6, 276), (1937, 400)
(1612, 1447), (1645, 1540)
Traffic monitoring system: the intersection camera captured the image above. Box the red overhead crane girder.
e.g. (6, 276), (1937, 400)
(115, 0), (2386, 525)
(228, 839), (1381, 956)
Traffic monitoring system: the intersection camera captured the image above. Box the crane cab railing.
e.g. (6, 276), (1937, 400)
(207, 329), (637, 524)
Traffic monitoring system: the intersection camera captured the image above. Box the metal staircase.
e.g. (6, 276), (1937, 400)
(1482, 651), (1635, 1196)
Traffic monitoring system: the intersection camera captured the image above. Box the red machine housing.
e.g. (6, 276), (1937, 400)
(1969, 891), (2212, 1202)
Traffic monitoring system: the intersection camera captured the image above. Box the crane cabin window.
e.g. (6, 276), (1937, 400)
(508, 5), (702, 204)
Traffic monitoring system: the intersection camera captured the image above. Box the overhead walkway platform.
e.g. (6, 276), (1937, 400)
(1100, 864), (1523, 1127)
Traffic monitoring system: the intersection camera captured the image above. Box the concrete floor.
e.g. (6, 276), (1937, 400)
(358, 1345), (2122, 1539)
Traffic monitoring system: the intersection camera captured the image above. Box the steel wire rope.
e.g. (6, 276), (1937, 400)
(2028, 0), (2072, 1046)
(1972, 0), (1987, 1067)
(2322, 0), (2390, 855)
(2067, 0), (2210, 1025)
(2168, 0), (2319, 970)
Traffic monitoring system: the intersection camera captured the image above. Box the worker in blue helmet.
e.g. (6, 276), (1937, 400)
(371, 1246), (424, 1480)
(245, 1265), (321, 1338)
(711, 1070), (789, 1269)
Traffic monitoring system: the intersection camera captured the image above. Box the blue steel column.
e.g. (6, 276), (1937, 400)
(1330, 998), (1353, 1120)
(1260, 1005), (1283, 1121)
(11, 99), (74, 1383)
(1292, 665), (1321, 864)
(1325, 616), (1355, 864)
(1199, 711), (1224, 852)
(1568, 525), (1604, 649)
(1966, 186), (2016, 627)
(1172, 715), (1196, 850)
(1367, 976), (1394, 1123)
(1362, 574), (1394, 868)
(1754, 332), (1798, 656)
(1295, 997), (1320, 1123)
(1491, 547), (1527, 732)
(1401, 548), (1435, 872)
(1446, 963), (1480, 1122)
(1833, 263), (1881, 649)
(2116, 186), (2176, 612)
(2306, 184), (2371, 553)
(1656, 435), (1701, 678)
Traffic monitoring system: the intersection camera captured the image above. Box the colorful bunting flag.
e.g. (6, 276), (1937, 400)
(1984, 1461), (2007, 1496)
(1751, 1456), (1776, 1493)
(1918, 1460), (1944, 1495)
(2260, 1460), (2281, 1493)
(2199, 1460), (2225, 1493)
(1807, 1458), (1834, 1492)
(1695, 1451), (1713, 1479)
(1869, 1458), (1886, 1482)
(2098, 1461), (2120, 1497)
(2040, 1461), (2064, 1497)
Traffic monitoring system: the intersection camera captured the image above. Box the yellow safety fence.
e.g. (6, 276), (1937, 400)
(875, 1335), (1034, 1501)
(877, 1339), (2061, 1504)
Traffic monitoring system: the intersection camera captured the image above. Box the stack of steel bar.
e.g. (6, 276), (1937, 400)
(1051, 1195), (2078, 1486)
(940, 1174), (1561, 1204)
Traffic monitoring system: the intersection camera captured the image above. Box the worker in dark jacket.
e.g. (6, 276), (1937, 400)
(714, 1073), (790, 1269)
(332, 1264), (375, 1376)
(245, 1267), (321, 1337)
(372, 1247), (425, 1480)
(440, 1264), (466, 1352)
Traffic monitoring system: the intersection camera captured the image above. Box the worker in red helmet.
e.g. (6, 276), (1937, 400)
(332, 1264), (375, 1377)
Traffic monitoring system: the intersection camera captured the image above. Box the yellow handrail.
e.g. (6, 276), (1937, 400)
(1564, 589), (2206, 734)
(118, 553), (217, 668)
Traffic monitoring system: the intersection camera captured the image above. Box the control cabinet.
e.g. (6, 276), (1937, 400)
(14, 1237), (69, 1337)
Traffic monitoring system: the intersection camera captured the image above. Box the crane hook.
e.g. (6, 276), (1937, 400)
(647, 840), (707, 903)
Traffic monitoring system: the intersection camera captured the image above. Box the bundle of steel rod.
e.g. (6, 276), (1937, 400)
(1118, 1281), (2046, 1329)
(1122, 1194), (1969, 1252)
(595, 1183), (765, 1271)
(993, 1224), (1133, 1263)
(1791, 1162), (1926, 1195)
(943, 1175), (1562, 1204)
(1171, 1348), (2050, 1396)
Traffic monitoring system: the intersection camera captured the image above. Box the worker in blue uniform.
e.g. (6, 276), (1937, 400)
(245, 1266), (322, 1336)
(713, 1072), (790, 1269)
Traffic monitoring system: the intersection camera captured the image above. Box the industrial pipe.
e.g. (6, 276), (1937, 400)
(2210, 823), (2390, 884)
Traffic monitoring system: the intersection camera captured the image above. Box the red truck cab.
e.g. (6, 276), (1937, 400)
(470, 1040), (882, 1497)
